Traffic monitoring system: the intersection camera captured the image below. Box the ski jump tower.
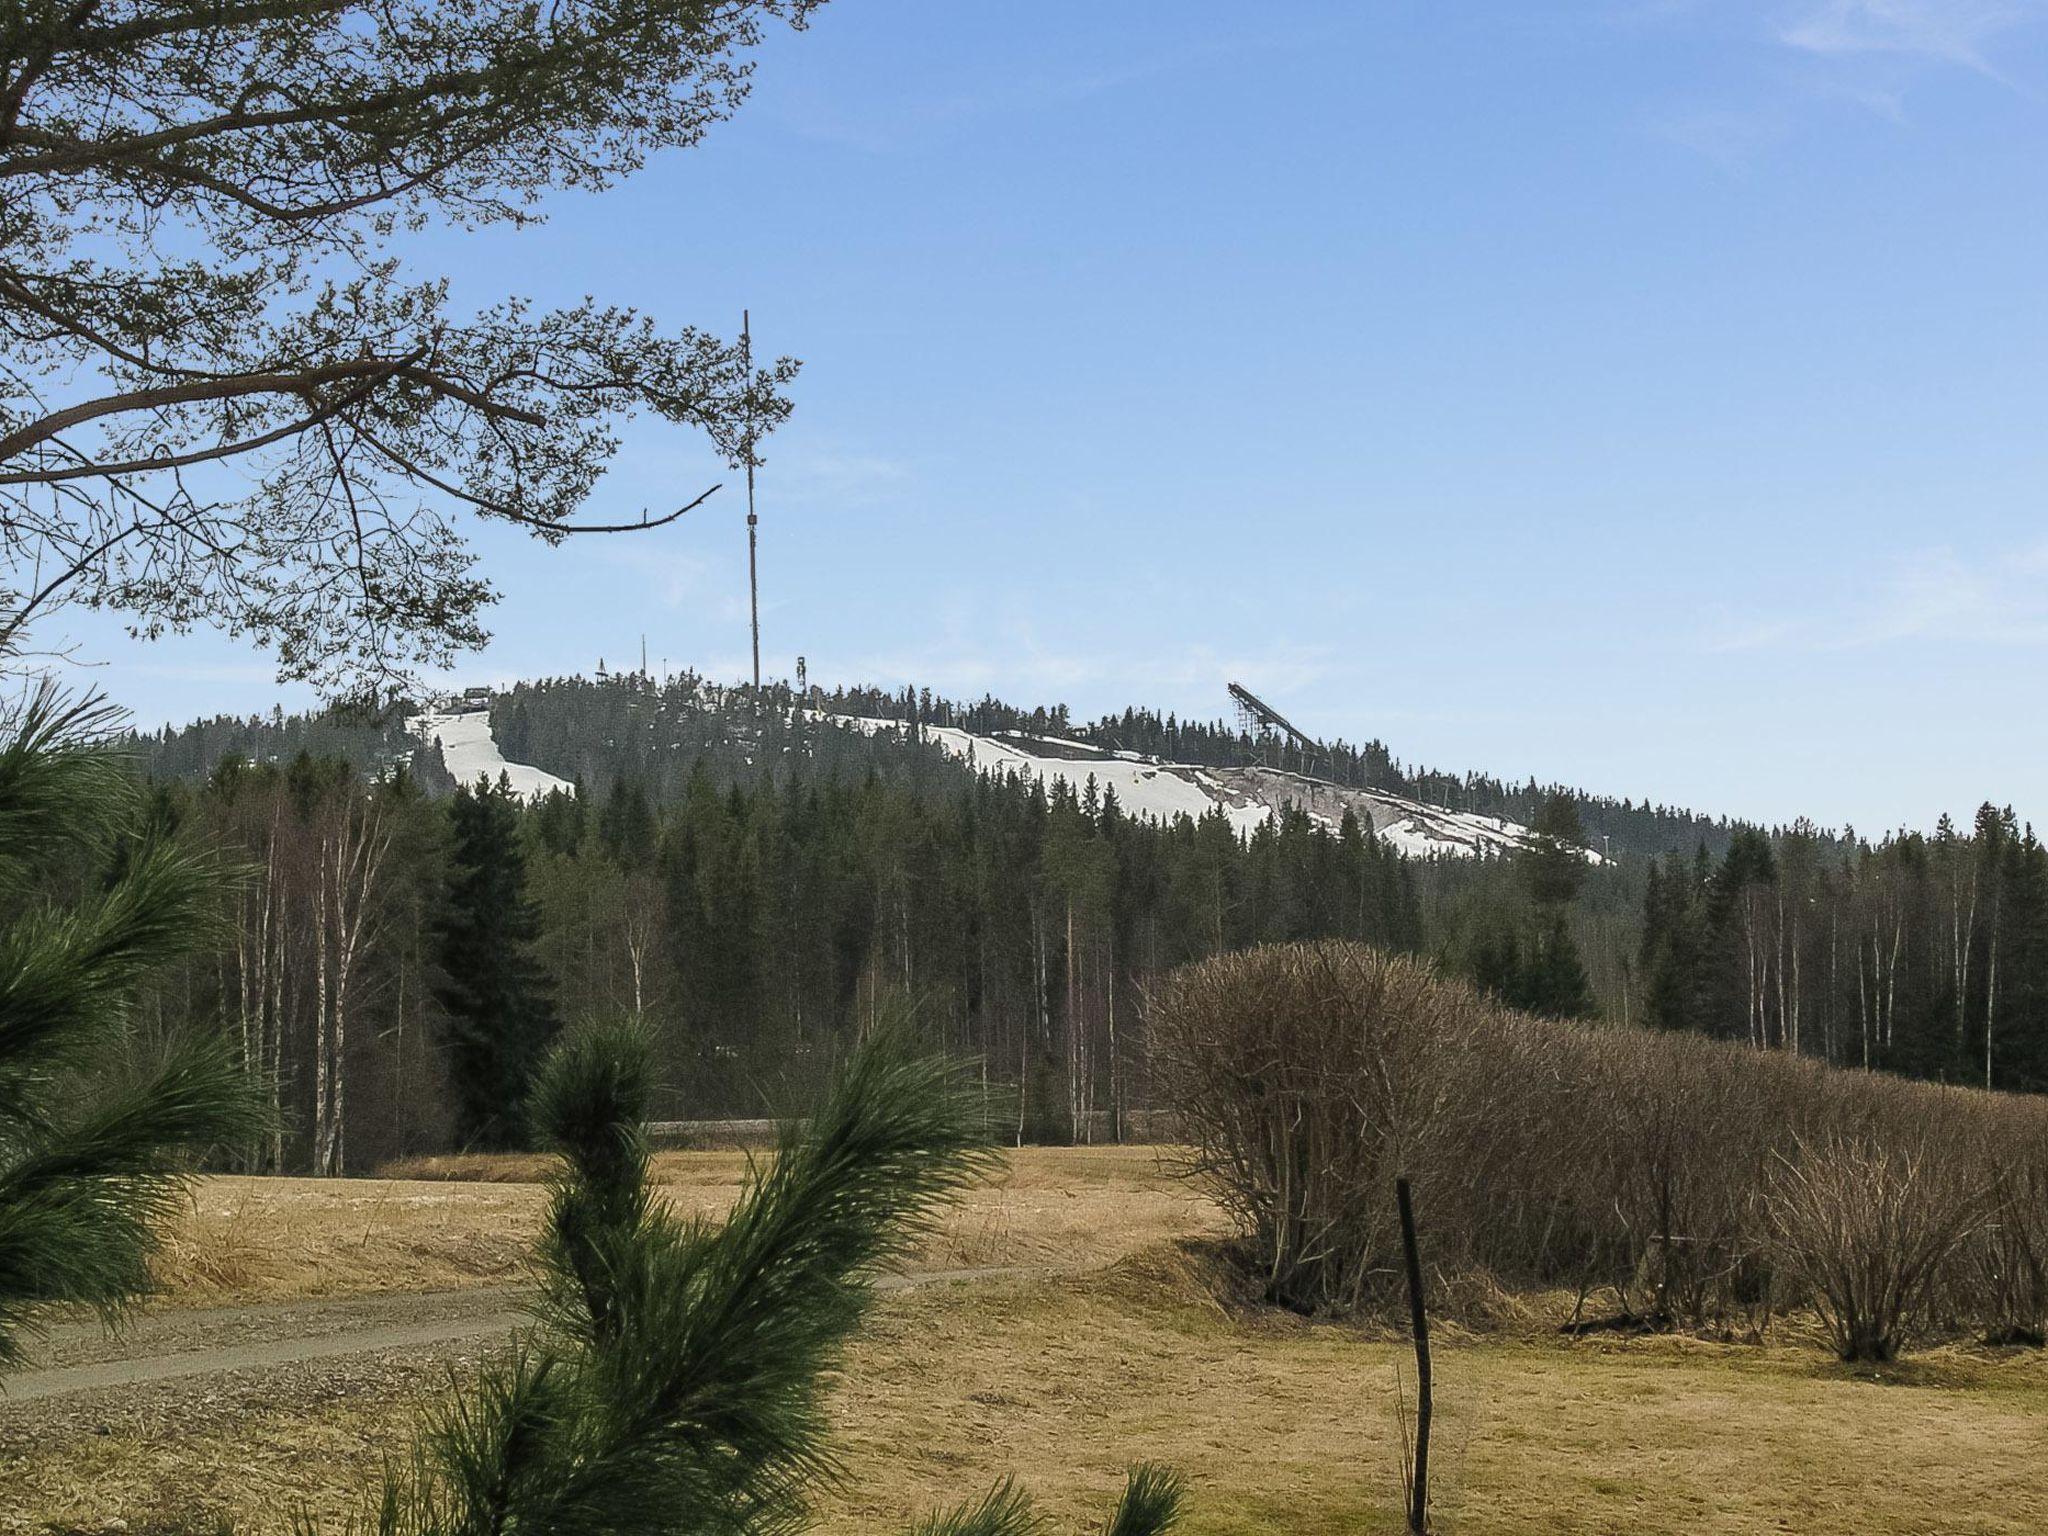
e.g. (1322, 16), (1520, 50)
(1228, 681), (1330, 777)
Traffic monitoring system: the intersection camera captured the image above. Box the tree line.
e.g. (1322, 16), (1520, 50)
(495, 672), (1744, 860)
(1640, 808), (2048, 1091)
(121, 673), (2048, 1172)
(127, 736), (1422, 1170)
(138, 671), (1741, 861)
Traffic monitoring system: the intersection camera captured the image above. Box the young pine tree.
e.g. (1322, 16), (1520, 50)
(357, 1019), (1186, 1536)
(437, 776), (561, 1150)
(0, 687), (265, 1372)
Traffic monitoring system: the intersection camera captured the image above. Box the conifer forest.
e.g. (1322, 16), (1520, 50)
(121, 673), (2048, 1173)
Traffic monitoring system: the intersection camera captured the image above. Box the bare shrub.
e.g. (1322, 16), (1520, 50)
(1147, 942), (1491, 1312)
(1151, 940), (2041, 1354)
(1761, 1134), (1996, 1362)
(1587, 1033), (1783, 1326)
(1453, 1004), (1611, 1288)
(1955, 1110), (2048, 1346)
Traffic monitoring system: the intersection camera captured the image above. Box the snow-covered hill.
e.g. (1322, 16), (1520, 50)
(410, 696), (1578, 861)
(411, 707), (573, 798)
(831, 716), (1567, 861)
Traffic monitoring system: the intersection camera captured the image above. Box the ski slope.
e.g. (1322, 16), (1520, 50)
(410, 708), (573, 798)
(409, 694), (1582, 860)
(829, 716), (1571, 860)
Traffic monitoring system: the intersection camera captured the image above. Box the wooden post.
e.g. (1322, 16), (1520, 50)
(1397, 1175), (1431, 1535)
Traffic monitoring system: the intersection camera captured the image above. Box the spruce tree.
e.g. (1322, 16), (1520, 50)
(1520, 792), (1590, 909)
(1470, 929), (1525, 1005)
(535, 785), (588, 858)
(598, 777), (657, 870)
(437, 776), (561, 1149)
(0, 687), (265, 1372)
(1526, 917), (1597, 1021)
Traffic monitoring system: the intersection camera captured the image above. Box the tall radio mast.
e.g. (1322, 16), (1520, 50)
(743, 309), (761, 695)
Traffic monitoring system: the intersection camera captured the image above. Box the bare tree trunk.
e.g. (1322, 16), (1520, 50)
(317, 796), (390, 1176)
(393, 945), (409, 1160)
(1774, 885), (1788, 1051)
(1954, 859), (1977, 1068)
(1986, 923), (2000, 1089)
(278, 905), (300, 1172)
(1745, 899), (1765, 1049)
(1073, 897), (1089, 1146)
(1016, 1018), (1028, 1149)
(1858, 926), (1871, 1071)
(623, 888), (651, 1020)
(234, 887), (255, 1084)
(1106, 930), (1120, 1144)
(1787, 895), (1802, 1056)
(313, 835), (332, 1175)
(1825, 912), (1838, 1068)
(1883, 907), (1902, 1055)
(265, 803), (288, 1172)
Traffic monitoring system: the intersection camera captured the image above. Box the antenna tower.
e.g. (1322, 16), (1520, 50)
(743, 309), (761, 695)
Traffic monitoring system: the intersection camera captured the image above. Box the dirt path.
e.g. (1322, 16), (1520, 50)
(3, 1266), (1046, 1407)
(7, 1295), (529, 1404)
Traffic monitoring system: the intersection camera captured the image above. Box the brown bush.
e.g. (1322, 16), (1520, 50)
(1589, 1032), (1793, 1326)
(1146, 942), (1490, 1312)
(1149, 940), (2037, 1354)
(1149, 941), (1796, 1320)
(1954, 1113), (2048, 1346)
(1761, 1133), (1996, 1362)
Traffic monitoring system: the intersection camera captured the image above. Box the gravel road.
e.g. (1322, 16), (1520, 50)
(0, 1266), (1045, 1452)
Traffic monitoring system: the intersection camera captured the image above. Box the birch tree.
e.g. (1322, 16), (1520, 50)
(309, 785), (391, 1175)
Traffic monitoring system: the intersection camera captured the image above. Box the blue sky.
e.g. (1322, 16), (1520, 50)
(58, 0), (2048, 835)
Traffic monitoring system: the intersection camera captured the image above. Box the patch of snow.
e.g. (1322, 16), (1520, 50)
(410, 708), (574, 799)
(410, 697), (1597, 862)
(821, 714), (1592, 861)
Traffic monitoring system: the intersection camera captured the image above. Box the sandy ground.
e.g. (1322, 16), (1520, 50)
(5, 1148), (2046, 1535)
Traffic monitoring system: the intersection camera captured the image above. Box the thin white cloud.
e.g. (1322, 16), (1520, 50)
(590, 544), (752, 623)
(1805, 72), (1911, 119)
(1647, 1), (2038, 165)
(771, 446), (913, 510)
(1780, 0), (2034, 73)
(774, 26), (1345, 154)
(1701, 542), (2048, 652)
(1654, 104), (1792, 169)
(1850, 543), (2048, 645)
(1699, 612), (1803, 654)
(777, 52), (1198, 154)
(836, 621), (1340, 714)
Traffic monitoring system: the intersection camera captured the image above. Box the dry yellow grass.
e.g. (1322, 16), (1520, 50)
(12, 1149), (2047, 1534)
(843, 1276), (2048, 1535)
(149, 1146), (1222, 1303)
(150, 1175), (545, 1299)
(11, 1264), (2047, 1535)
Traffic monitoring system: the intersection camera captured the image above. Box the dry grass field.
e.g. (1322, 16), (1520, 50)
(7, 1148), (2048, 1535)
(147, 1146), (1221, 1302)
